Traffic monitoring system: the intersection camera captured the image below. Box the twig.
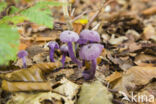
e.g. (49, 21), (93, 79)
(85, 0), (114, 29)
(71, 9), (90, 22)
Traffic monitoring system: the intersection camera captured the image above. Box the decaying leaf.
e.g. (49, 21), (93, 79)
(0, 62), (62, 81)
(135, 53), (156, 66)
(143, 25), (156, 42)
(31, 61), (62, 73)
(2, 80), (52, 92)
(113, 65), (156, 93)
(109, 35), (128, 45)
(105, 71), (122, 83)
(78, 81), (113, 104)
(53, 78), (80, 101)
(0, 68), (44, 81)
(51, 68), (74, 79)
(7, 92), (74, 104)
(138, 82), (156, 98)
(5, 78), (79, 104)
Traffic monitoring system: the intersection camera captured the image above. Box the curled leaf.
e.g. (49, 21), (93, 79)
(2, 80), (52, 92)
(0, 62), (62, 81)
(0, 68), (44, 81)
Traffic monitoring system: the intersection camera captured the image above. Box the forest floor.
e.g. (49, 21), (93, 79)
(0, 0), (156, 104)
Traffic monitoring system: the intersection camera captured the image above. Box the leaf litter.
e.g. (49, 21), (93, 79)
(0, 0), (156, 104)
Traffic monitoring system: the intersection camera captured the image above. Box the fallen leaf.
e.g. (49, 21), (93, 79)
(7, 92), (74, 104)
(0, 62), (62, 81)
(50, 68), (74, 79)
(78, 81), (113, 104)
(0, 68), (44, 81)
(109, 34), (128, 45)
(143, 25), (156, 42)
(135, 53), (156, 66)
(2, 80), (52, 92)
(142, 6), (156, 15)
(105, 71), (122, 83)
(113, 65), (156, 93)
(53, 78), (80, 101)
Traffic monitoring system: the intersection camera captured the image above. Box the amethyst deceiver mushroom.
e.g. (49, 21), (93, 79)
(79, 43), (104, 80)
(60, 30), (82, 67)
(17, 50), (28, 68)
(60, 44), (68, 67)
(78, 29), (100, 45)
(48, 41), (59, 62)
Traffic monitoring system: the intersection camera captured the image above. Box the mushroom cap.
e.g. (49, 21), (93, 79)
(79, 43), (104, 60)
(48, 41), (59, 49)
(79, 30), (100, 42)
(60, 30), (79, 42)
(60, 44), (68, 52)
(17, 50), (28, 58)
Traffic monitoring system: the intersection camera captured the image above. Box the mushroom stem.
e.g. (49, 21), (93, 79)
(67, 42), (82, 67)
(83, 59), (97, 80)
(22, 57), (27, 68)
(49, 48), (55, 62)
(61, 53), (67, 67)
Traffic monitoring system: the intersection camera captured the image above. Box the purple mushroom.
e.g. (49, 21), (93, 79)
(79, 43), (104, 80)
(78, 29), (100, 45)
(48, 41), (59, 62)
(60, 30), (82, 67)
(17, 50), (28, 68)
(60, 44), (68, 67)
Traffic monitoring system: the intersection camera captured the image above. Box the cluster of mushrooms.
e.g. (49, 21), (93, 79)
(18, 30), (104, 80)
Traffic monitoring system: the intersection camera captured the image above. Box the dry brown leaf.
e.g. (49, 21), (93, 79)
(109, 35), (128, 45)
(73, 23), (83, 34)
(0, 62), (62, 81)
(143, 25), (156, 42)
(2, 80), (52, 92)
(142, 7), (156, 15)
(137, 82), (156, 104)
(0, 68), (44, 81)
(113, 65), (156, 93)
(30, 23), (47, 32)
(128, 42), (142, 52)
(7, 92), (74, 104)
(51, 68), (74, 79)
(31, 61), (62, 73)
(135, 53), (156, 66)
(105, 71), (122, 83)
(53, 78), (80, 101)
(34, 36), (58, 42)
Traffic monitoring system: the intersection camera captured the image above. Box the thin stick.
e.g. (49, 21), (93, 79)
(71, 9), (90, 22)
(86, 0), (114, 29)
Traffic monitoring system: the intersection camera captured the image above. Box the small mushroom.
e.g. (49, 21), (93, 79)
(48, 41), (59, 62)
(79, 43), (104, 80)
(17, 50), (28, 68)
(60, 44), (68, 67)
(78, 29), (100, 45)
(60, 30), (82, 67)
